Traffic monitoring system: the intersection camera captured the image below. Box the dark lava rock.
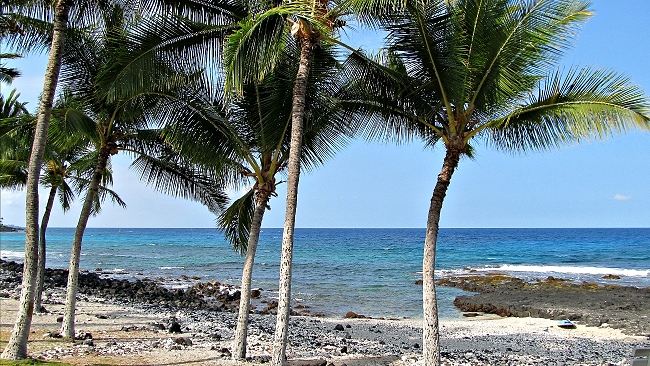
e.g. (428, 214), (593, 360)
(463, 312), (480, 317)
(334, 324), (345, 331)
(344, 311), (369, 319)
(603, 274), (621, 279)
(439, 273), (650, 336)
(174, 337), (193, 346)
(169, 321), (182, 334)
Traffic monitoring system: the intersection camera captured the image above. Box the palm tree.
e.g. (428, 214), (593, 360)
(0, 116), (125, 313)
(338, 0), (650, 364)
(336, 0), (650, 365)
(1, 0), (89, 357)
(223, 2), (384, 362)
(164, 41), (350, 359)
(52, 8), (230, 338)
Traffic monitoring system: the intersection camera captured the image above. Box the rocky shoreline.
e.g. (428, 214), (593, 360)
(437, 274), (650, 337)
(2, 260), (650, 365)
(0, 259), (310, 317)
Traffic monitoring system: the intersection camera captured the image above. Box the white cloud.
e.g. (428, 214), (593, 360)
(614, 194), (631, 201)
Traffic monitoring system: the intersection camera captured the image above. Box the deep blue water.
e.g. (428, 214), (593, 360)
(1, 228), (648, 319)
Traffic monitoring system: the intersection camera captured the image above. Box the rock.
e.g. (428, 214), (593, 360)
(344, 311), (369, 319)
(174, 337), (193, 346)
(603, 274), (621, 279)
(463, 312), (480, 317)
(56, 316), (63, 323)
(414, 280), (423, 285)
(43, 331), (62, 339)
(334, 324), (345, 331)
(150, 322), (166, 330)
(251, 289), (262, 298)
(169, 320), (182, 334)
(340, 346), (348, 353)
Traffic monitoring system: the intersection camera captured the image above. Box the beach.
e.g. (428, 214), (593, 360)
(1, 260), (649, 365)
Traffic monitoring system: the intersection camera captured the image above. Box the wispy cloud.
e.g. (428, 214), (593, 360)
(614, 194), (631, 201)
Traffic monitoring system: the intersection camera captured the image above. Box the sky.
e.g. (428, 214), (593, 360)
(1, 0), (649, 229)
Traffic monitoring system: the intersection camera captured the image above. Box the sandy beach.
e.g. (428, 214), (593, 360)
(1, 262), (649, 365)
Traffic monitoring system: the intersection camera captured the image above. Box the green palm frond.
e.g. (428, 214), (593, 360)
(92, 183), (127, 215)
(224, 10), (289, 94)
(57, 179), (75, 212)
(486, 67), (650, 151)
(129, 152), (229, 214)
(0, 158), (28, 187)
(217, 188), (255, 254)
(465, 0), (593, 112)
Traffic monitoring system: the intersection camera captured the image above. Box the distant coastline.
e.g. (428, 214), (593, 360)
(0, 224), (22, 232)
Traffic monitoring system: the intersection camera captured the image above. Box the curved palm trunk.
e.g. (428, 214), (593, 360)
(61, 150), (110, 338)
(271, 38), (315, 366)
(422, 147), (461, 366)
(1, 1), (70, 359)
(233, 199), (268, 359)
(35, 185), (58, 313)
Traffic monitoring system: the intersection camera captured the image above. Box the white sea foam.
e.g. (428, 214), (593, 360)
(159, 266), (185, 270)
(482, 265), (649, 277)
(0, 250), (24, 260)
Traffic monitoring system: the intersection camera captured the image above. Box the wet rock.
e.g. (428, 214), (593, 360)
(603, 274), (621, 279)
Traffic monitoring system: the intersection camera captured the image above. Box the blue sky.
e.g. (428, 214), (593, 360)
(1, 0), (649, 228)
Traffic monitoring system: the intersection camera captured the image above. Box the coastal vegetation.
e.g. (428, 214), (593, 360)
(2, 0), (650, 365)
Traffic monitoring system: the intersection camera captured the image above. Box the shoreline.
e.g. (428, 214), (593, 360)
(2, 260), (650, 365)
(1, 295), (647, 365)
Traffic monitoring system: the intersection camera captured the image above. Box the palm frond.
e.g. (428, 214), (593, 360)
(217, 188), (255, 254)
(224, 10), (289, 94)
(486, 66), (650, 151)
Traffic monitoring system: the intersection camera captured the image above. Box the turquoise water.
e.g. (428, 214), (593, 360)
(1, 228), (649, 318)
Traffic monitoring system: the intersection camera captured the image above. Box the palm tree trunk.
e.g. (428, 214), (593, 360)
(233, 198), (268, 359)
(1, 1), (70, 359)
(35, 185), (58, 313)
(422, 147), (461, 366)
(271, 37), (315, 366)
(61, 150), (110, 338)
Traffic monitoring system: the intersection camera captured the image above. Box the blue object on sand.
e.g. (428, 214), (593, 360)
(557, 319), (576, 329)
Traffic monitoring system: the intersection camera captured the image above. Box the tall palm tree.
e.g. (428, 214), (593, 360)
(338, 0), (650, 364)
(1, 0), (97, 357)
(51, 8), (231, 338)
(223, 2), (391, 361)
(0, 114), (125, 313)
(164, 41), (350, 359)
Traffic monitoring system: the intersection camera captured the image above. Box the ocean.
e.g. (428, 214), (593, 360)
(1, 228), (649, 319)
